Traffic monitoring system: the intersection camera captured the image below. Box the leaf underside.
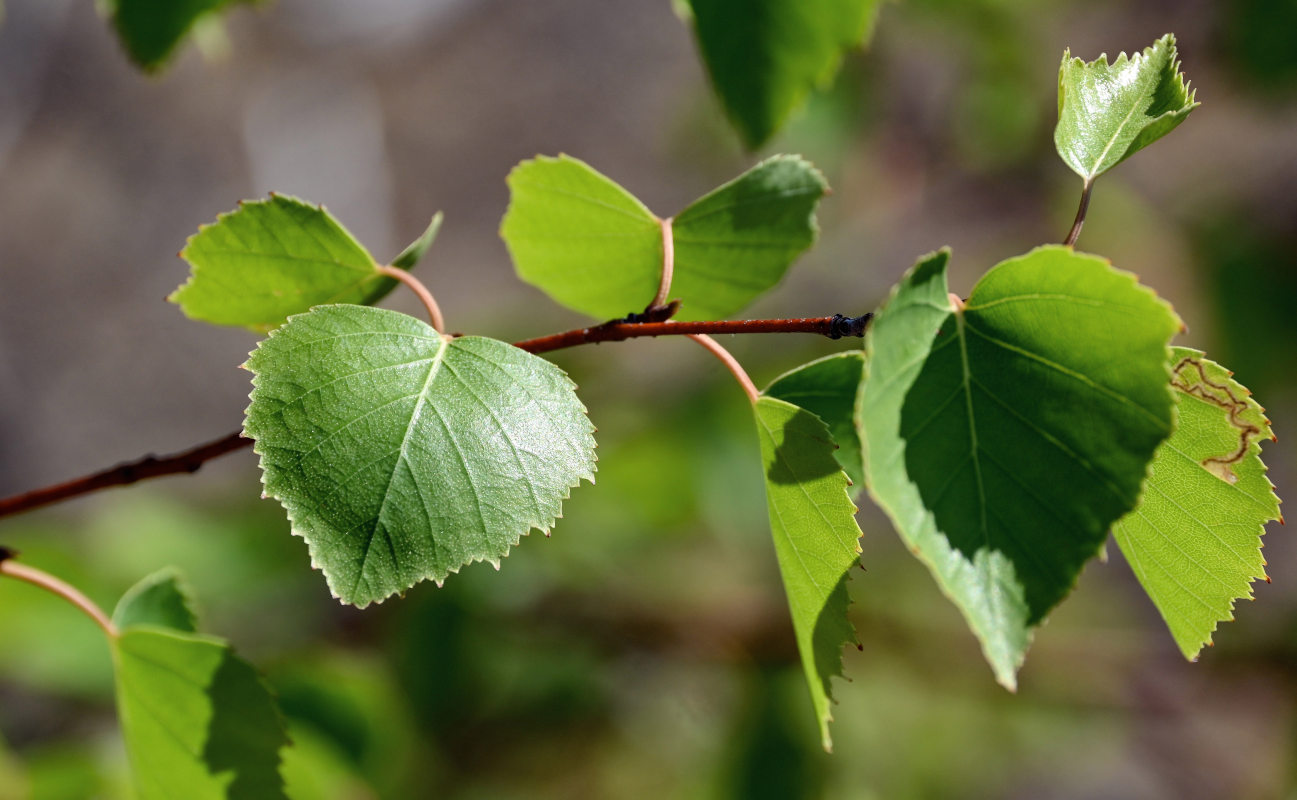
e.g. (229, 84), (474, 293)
(244, 305), (597, 607)
(1055, 33), (1198, 183)
(685, 0), (882, 148)
(754, 396), (862, 752)
(172, 194), (397, 333)
(860, 246), (1180, 687)
(1113, 348), (1281, 660)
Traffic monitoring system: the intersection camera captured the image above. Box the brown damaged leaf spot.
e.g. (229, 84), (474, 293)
(1171, 357), (1262, 485)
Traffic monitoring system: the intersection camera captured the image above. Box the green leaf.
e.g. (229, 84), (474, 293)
(685, 0), (882, 148)
(113, 568), (199, 633)
(764, 351), (866, 492)
(244, 304), (597, 607)
(753, 396), (862, 752)
(671, 155), (827, 321)
(500, 155), (662, 320)
(860, 246), (1180, 686)
(172, 195), (410, 333)
(112, 628), (288, 799)
(500, 154), (827, 321)
(1112, 348), (1281, 660)
(391, 212), (443, 272)
(109, 0), (247, 72)
(1055, 33), (1198, 184)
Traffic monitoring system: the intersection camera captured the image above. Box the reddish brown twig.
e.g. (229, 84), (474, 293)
(0, 312), (870, 520)
(514, 314), (869, 354)
(0, 432), (251, 519)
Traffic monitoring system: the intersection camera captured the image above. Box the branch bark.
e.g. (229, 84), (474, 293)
(0, 312), (871, 519)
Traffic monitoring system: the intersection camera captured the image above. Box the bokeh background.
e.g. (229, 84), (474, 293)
(2, 0), (1296, 797)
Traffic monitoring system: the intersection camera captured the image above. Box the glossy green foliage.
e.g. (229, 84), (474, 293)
(110, 571), (287, 799)
(764, 351), (866, 492)
(683, 0), (881, 148)
(172, 196), (438, 333)
(860, 246), (1180, 686)
(1113, 348), (1281, 660)
(672, 155), (827, 320)
(244, 305), (597, 606)
(753, 396), (862, 751)
(500, 155), (662, 320)
(112, 567), (198, 633)
(109, 0), (242, 71)
(1055, 34), (1198, 184)
(500, 154), (826, 320)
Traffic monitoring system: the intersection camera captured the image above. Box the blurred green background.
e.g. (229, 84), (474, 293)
(2, 0), (1296, 797)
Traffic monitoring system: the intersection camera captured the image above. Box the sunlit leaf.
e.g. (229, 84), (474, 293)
(112, 628), (287, 799)
(764, 351), (865, 492)
(753, 396), (861, 751)
(1113, 348), (1281, 660)
(684, 0), (882, 148)
(500, 154), (662, 320)
(1055, 33), (1198, 184)
(244, 305), (597, 606)
(860, 246), (1179, 686)
(672, 155), (827, 320)
(171, 195), (411, 333)
(500, 154), (826, 321)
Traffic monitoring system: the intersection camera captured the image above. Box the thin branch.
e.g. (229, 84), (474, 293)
(1063, 180), (1094, 247)
(650, 216), (675, 310)
(0, 553), (118, 637)
(377, 265), (446, 332)
(687, 334), (759, 404)
(513, 313), (871, 355)
(0, 312), (871, 519)
(0, 432), (252, 519)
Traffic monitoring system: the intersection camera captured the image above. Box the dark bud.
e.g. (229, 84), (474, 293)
(828, 313), (872, 339)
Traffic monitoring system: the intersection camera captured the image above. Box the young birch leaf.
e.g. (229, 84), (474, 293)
(111, 628), (288, 800)
(172, 195), (414, 333)
(1113, 348), (1281, 660)
(672, 155), (827, 321)
(500, 155), (662, 320)
(684, 0), (882, 149)
(113, 568), (199, 633)
(754, 396), (862, 752)
(860, 246), (1179, 687)
(244, 305), (597, 607)
(500, 154), (827, 321)
(1055, 34), (1198, 184)
(764, 351), (866, 492)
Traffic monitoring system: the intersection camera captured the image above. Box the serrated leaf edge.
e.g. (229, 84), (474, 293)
(1057, 33), (1200, 181)
(242, 307), (598, 608)
(170, 193), (381, 333)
